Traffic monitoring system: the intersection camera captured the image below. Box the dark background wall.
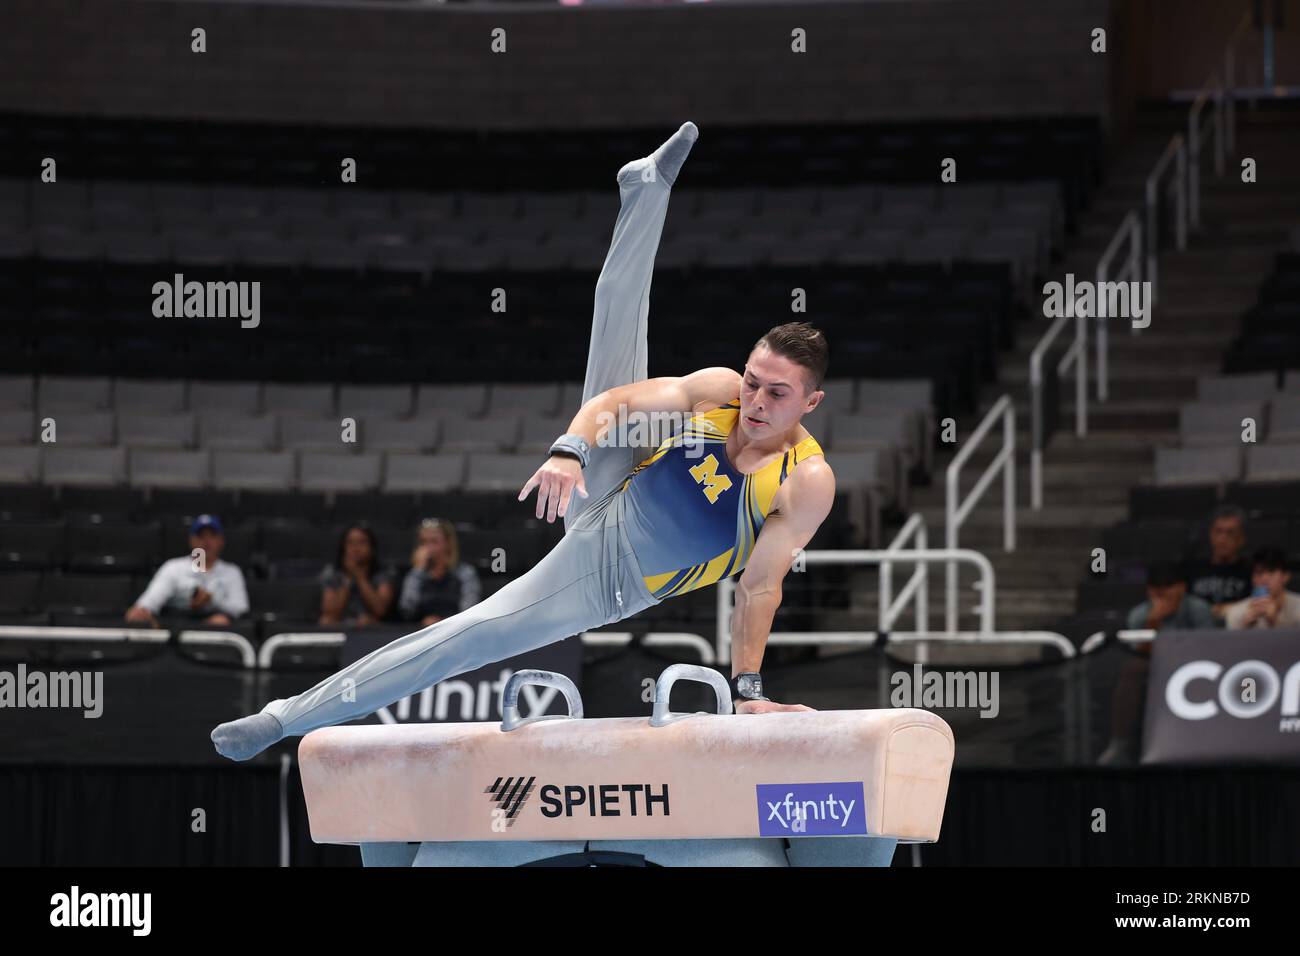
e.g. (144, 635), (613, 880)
(0, 0), (1112, 129)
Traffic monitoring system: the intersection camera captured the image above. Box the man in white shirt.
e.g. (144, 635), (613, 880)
(125, 514), (249, 626)
(1223, 547), (1300, 630)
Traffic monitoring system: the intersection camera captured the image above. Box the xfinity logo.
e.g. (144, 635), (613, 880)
(1165, 659), (1300, 729)
(378, 668), (561, 724)
(756, 782), (868, 836)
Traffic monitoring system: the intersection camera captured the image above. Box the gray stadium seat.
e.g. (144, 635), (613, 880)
(0, 410), (35, 444)
(39, 375), (112, 411)
(35, 230), (102, 261)
(382, 453), (467, 493)
(800, 403), (833, 448)
(517, 414), (574, 455)
(188, 381), (262, 416)
(338, 384), (414, 418)
(335, 190), (394, 222)
(265, 383), (336, 417)
(48, 411), (115, 446)
(42, 446), (127, 486)
(114, 379), (187, 412)
(0, 445), (40, 484)
(0, 376), (35, 410)
(117, 411), (196, 449)
(817, 378), (857, 414)
(213, 451), (296, 491)
(1197, 373), (1278, 403)
(172, 236), (239, 267)
(1154, 446), (1242, 486)
(281, 416), (355, 453)
(1244, 444), (1300, 484)
(558, 382), (587, 413)
(1267, 396), (1300, 443)
(362, 416), (440, 453)
(465, 453), (538, 493)
(857, 378), (935, 472)
(488, 383), (561, 417)
(1178, 401), (1265, 447)
(439, 415), (520, 453)
(200, 413), (279, 451)
(129, 449), (210, 489)
(299, 452), (383, 493)
(416, 383), (489, 418)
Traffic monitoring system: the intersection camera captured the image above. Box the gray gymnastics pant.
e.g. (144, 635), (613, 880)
(259, 153), (676, 739)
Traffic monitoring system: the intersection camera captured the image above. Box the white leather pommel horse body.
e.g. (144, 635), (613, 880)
(298, 666), (956, 867)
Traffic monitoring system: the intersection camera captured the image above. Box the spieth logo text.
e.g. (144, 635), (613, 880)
(486, 778), (671, 822)
(757, 782), (867, 836)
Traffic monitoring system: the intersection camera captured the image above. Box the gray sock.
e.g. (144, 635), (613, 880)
(618, 121), (700, 189)
(211, 712), (285, 762)
(650, 121), (699, 187)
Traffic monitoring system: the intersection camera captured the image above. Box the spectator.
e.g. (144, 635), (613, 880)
(1126, 561), (1216, 633)
(398, 518), (481, 626)
(319, 525), (395, 628)
(1223, 547), (1300, 630)
(125, 514), (248, 627)
(1183, 504), (1252, 619)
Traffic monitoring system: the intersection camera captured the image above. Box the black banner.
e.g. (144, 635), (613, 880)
(339, 628), (583, 725)
(1142, 629), (1300, 764)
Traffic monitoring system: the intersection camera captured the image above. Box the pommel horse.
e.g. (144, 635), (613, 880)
(299, 665), (956, 866)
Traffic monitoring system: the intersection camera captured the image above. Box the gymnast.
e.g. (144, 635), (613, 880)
(212, 121), (835, 761)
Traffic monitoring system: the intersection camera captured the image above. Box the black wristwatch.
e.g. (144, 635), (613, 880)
(731, 672), (768, 703)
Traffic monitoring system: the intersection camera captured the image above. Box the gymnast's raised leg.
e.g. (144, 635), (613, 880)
(211, 123), (696, 761)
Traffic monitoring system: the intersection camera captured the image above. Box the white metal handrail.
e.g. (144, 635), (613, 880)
(178, 630), (257, 669)
(1145, 132), (1187, 301)
(716, 547), (998, 662)
(880, 513), (929, 634)
(1187, 73), (1224, 229)
(0, 625), (169, 643)
(887, 630), (1076, 659)
(258, 631), (347, 668)
(945, 395), (1015, 632)
(1031, 15), (1246, 514)
(1094, 209), (1143, 401)
(1223, 11), (1252, 156)
(1029, 312), (1086, 510)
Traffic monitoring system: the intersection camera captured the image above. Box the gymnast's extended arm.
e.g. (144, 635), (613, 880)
(730, 455), (836, 714)
(519, 366), (742, 522)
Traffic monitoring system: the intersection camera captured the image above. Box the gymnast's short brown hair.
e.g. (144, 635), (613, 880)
(753, 321), (829, 392)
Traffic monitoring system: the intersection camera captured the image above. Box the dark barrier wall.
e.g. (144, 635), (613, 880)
(0, 0), (1111, 129)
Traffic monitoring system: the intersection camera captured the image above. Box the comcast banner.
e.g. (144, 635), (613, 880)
(1142, 629), (1300, 764)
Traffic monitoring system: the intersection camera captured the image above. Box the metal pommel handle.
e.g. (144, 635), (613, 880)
(650, 663), (733, 727)
(500, 669), (584, 732)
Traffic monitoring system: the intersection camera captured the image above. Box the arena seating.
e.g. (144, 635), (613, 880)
(0, 114), (1098, 641)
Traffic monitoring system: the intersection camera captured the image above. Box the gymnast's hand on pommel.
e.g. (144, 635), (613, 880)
(518, 453), (588, 523)
(734, 699), (816, 715)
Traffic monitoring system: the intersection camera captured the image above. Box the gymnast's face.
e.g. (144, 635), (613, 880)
(738, 346), (823, 440)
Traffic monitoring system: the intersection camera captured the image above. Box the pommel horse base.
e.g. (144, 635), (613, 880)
(299, 665), (956, 867)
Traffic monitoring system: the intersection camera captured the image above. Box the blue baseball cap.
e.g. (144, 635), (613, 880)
(190, 514), (224, 535)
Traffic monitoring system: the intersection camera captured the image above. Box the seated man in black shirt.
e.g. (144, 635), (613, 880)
(1183, 504), (1252, 621)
